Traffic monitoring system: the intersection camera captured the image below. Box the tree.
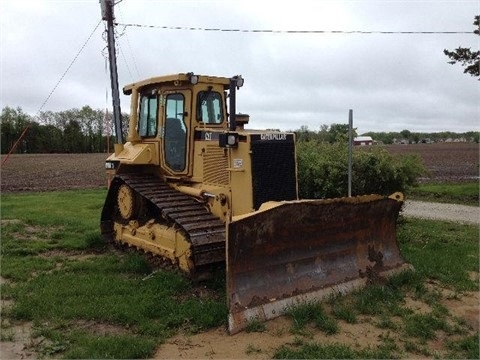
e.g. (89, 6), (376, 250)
(296, 141), (426, 199)
(400, 129), (412, 143)
(295, 125), (315, 142)
(0, 106), (32, 153)
(444, 15), (480, 79)
(63, 119), (84, 153)
(328, 123), (356, 144)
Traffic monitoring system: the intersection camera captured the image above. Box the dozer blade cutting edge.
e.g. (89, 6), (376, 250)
(226, 192), (410, 334)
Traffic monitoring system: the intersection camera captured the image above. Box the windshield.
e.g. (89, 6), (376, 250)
(164, 93), (187, 171)
(138, 94), (158, 137)
(197, 91), (223, 124)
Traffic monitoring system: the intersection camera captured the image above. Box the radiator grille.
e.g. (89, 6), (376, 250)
(251, 139), (297, 210)
(203, 145), (229, 185)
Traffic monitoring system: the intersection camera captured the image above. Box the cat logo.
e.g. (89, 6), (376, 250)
(260, 133), (287, 141)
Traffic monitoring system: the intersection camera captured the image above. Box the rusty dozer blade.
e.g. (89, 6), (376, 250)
(227, 193), (410, 334)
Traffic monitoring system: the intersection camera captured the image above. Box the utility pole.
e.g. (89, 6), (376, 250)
(100, 0), (123, 144)
(348, 109), (353, 197)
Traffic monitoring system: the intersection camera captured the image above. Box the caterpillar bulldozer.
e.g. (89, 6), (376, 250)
(100, 73), (409, 334)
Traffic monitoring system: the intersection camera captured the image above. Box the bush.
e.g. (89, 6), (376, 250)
(296, 141), (426, 199)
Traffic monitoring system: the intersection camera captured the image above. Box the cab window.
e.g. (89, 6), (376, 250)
(138, 95), (158, 137)
(197, 91), (223, 124)
(164, 93), (187, 171)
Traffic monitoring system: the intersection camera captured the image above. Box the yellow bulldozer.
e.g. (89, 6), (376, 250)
(100, 72), (409, 334)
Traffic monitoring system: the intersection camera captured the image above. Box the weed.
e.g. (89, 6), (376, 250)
(0, 327), (15, 341)
(286, 301), (338, 335)
(286, 301), (321, 330)
(314, 310), (338, 335)
(273, 327), (286, 337)
(332, 303), (357, 324)
(273, 342), (357, 359)
(204, 348), (216, 357)
(64, 331), (157, 359)
(353, 283), (403, 316)
(245, 319), (266, 333)
(326, 290), (343, 305)
(376, 332), (400, 358)
(376, 315), (398, 330)
(291, 336), (305, 347)
(445, 332), (480, 359)
(387, 269), (425, 293)
(403, 312), (447, 340)
(452, 316), (471, 330)
(403, 340), (431, 357)
(245, 344), (262, 355)
(273, 340), (400, 359)
(41, 340), (69, 357)
(445, 290), (462, 300)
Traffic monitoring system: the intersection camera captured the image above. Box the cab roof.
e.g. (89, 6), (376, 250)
(123, 73), (232, 95)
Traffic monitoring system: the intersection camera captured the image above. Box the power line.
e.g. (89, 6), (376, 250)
(116, 22), (473, 35)
(2, 19), (103, 166)
(37, 20), (103, 114)
(116, 3), (140, 78)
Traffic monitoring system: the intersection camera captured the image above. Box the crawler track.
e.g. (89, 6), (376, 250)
(100, 173), (226, 278)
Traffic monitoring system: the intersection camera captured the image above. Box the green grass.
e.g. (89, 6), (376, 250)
(408, 181), (479, 206)
(245, 318), (267, 333)
(445, 332), (480, 359)
(286, 301), (338, 335)
(1, 189), (479, 359)
(398, 218), (479, 291)
(1, 190), (227, 359)
(273, 340), (400, 359)
(331, 303), (357, 324)
(404, 312), (448, 340)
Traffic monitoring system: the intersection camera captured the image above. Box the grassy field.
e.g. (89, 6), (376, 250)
(1, 188), (479, 359)
(0, 189), (226, 358)
(407, 181), (479, 206)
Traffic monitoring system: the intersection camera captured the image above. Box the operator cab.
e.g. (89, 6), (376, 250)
(118, 73), (232, 176)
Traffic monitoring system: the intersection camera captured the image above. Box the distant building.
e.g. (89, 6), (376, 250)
(354, 136), (373, 146)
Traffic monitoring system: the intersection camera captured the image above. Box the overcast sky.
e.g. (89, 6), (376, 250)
(1, 0), (478, 134)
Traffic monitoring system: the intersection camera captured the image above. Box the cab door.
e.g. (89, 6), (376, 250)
(161, 90), (192, 176)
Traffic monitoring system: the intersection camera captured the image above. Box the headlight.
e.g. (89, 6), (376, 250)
(219, 132), (238, 148)
(227, 134), (237, 146)
(235, 75), (244, 88)
(188, 72), (199, 84)
(105, 161), (117, 169)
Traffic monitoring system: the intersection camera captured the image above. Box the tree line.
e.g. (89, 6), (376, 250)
(293, 125), (479, 145)
(1, 106), (128, 154)
(1, 105), (478, 155)
(361, 129), (479, 144)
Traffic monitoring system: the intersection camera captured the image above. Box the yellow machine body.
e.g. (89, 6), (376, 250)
(100, 73), (408, 333)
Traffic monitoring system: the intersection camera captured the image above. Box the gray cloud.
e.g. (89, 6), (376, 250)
(1, 0), (478, 135)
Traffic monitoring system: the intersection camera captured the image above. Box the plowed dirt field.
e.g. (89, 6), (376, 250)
(1, 143), (478, 193)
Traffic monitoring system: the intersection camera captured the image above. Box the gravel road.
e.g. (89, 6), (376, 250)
(403, 200), (479, 225)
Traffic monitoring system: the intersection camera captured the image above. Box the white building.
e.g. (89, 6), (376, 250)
(353, 136), (373, 146)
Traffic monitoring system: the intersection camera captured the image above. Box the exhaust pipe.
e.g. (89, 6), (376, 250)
(229, 75), (244, 131)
